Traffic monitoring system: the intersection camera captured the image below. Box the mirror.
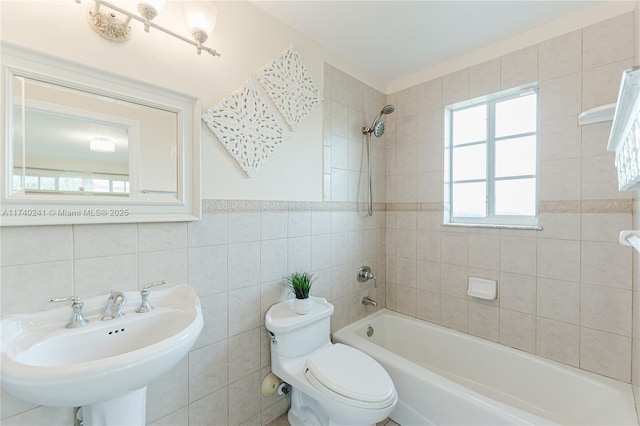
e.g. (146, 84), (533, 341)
(1, 42), (201, 226)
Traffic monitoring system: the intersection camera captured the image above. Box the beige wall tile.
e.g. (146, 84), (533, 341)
(440, 231), (469, 266)
(537, 239), (580, 282)
(442, 68), (469, 106)
(501, 45), (538, 89)
(500, 309), (536, 352)
(580, 327), (632, 382)
(396, 86), (418, 118)
(581, 241), (632, 290)
(440, 294), (468, 332)
(583, 12), (634, 69)
(539, 72), (581, 121)
(499, 272), (536, 314)
(536, 317), (579, 366)
(581, 284), (632, 336)
(469, 58), (501, 99)
(581, 213), (631, 243)
(582, 154), (629, 200)
(539, 30), (582, 81)
(468, 233), (500, 270)
(417, 289), (441, 324)
(440, 263), (468, 298)
(538, 158), (581, 201)
(418, 78), (442, 112)
(582, 59), (634, 111)
(537, 278), (580, 324)
(500, 236), (537, 276)
(467, 301), (499, 342)
(538, 213), (581, 240)
(539, 116), (581, 161)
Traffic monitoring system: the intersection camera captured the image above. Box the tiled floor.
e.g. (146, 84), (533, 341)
(266, 413), (400, 426)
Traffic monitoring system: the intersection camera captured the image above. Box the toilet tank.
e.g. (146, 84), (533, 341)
(265, 297), (334, 358)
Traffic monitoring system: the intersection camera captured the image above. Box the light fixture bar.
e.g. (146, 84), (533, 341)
(77, 0), (221, 57)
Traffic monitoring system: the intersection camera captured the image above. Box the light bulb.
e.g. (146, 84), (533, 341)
(89, 137), (116, 153)
(185, 1), (217, 37)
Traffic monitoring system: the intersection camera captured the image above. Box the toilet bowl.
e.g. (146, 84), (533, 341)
(265, 297), (397, 426)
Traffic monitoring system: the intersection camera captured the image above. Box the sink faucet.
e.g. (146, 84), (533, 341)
(102, 291), (127, 320)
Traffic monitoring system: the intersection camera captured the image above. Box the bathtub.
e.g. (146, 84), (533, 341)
(333, 309), (638, 426)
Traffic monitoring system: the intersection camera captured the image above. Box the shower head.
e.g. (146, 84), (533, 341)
(380, 105), (395, 115)
(362, 104), (396, 138)
(373, 121), (385, 138)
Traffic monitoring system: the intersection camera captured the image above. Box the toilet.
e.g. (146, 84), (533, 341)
(265, 296), (397, 426)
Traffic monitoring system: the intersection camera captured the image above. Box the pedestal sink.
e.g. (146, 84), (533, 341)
(1, 285), (203, 425)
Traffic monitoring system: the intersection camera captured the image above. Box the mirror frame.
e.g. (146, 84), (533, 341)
(1, 42), (201, 226)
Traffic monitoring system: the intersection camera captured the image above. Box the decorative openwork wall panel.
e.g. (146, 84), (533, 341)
(256, 45), (323, 129)
(202, 81), (289, 177)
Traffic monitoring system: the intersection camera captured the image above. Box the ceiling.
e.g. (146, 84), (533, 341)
(251, 1), (603, 84)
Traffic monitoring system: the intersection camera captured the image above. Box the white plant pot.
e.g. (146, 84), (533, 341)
(294, 298), (310, 315)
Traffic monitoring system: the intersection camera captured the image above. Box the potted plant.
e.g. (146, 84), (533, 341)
(285, 271), (314, 315)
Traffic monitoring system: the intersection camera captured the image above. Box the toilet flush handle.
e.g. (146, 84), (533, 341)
(268, 331), (277, 344)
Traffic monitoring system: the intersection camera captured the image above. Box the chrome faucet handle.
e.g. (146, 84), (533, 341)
(48, 296), (89, 328)
(136, 280), (166, 313)
(357, 266), (377, 288)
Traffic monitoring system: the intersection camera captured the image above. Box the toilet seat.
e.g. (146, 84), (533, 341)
(304, 343), (396, 409)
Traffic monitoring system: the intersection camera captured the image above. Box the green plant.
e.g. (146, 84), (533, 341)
(284, 272), (314, 299)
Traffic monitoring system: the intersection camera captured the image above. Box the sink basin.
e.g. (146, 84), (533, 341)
(1, 284), (203, 408)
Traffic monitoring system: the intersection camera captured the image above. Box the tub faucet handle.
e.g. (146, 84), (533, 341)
(48, 296), (89, 328)
(357, 266), (376, 287)
(136, 280), (166, 313)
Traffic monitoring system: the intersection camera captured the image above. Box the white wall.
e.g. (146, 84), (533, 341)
(0, 0), (384, 202)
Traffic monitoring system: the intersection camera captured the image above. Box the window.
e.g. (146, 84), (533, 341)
(445, 85), (538, 226)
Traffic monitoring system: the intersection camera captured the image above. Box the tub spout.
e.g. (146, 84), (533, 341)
(362, 296), (377, 306)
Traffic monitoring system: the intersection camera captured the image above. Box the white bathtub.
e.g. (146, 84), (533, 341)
(333, 309), (638, 426)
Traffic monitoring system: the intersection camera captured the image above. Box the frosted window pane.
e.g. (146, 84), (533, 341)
(113, 181), (126, 193)
(453, 105), (487, 145)
(495, 178), (536, 216)
(453, 144), (486, 181)
(91, 179), (110, 193)
(59, 177), (82, 191)
(24, 176), (38, 190)
(40, 177), (56, 190)
(495, 136), (536, 178)
(495, 93), (537, 138)
(453, 182), (486, 217)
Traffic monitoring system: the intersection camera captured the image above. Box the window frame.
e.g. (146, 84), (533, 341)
(444, 84), (539, 227)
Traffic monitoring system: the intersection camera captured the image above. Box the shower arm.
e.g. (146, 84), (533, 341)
(362, 112), (383, 135)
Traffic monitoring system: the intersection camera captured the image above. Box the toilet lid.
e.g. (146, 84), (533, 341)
(305, 344), (395, 404)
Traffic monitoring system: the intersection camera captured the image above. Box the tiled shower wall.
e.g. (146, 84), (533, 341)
(0, 202), (386, 425)
(385, 13), (635, 382)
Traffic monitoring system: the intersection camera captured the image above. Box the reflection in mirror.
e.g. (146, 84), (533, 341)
(11, 76), (178, 199)
(1, 42), (201, 226)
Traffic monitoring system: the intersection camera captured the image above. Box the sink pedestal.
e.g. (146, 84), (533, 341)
(81, 387), (147, 426)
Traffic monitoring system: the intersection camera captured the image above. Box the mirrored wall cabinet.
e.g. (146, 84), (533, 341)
(1, 42), (201, 226)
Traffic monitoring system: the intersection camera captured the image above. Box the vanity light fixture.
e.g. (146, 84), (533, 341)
(76, 0), (220, 57)
(89, 137), (116, 153)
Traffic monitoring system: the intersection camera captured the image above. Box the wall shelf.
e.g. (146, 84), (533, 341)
(607, 66), (640, 191)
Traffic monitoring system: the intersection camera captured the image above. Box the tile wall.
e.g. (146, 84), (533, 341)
(0, 60), (389, 426)
(0, 202), (386, 425)
(385, 13), (636, 382)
